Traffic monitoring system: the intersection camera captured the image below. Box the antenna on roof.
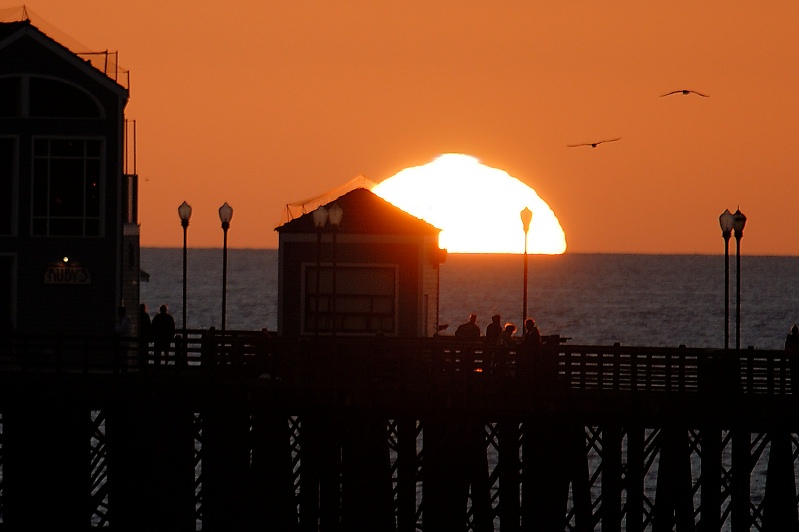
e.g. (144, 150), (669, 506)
(281, 174), (378, 222)
(22, 6), (29, 21)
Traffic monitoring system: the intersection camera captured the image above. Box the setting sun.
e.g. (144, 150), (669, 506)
(372, 154), (567, 254)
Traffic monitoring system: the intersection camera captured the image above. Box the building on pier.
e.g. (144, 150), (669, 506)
(276, 187), (447, 337)
(0, 17), (140, 335)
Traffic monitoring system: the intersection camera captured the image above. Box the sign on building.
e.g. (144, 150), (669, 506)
(44, 266), (91, 285)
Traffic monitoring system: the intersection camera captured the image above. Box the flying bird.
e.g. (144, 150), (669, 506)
(660, 89), (709, 97)
(567, 138), (621, 148)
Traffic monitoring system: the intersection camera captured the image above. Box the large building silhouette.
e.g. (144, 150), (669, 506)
(0, 19), (139, 335)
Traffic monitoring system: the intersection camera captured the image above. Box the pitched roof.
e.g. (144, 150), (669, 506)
(0, 20), (128, 94)
(276, 187), (440, 235)
(0, 20), (27, 41)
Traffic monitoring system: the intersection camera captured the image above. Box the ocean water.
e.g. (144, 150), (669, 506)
(141, 249), (799, 350)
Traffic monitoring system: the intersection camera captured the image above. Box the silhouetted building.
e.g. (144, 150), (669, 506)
(276, 188), (447, 337)
(0, 19), (139, 335)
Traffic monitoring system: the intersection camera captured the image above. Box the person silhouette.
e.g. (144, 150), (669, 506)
(455, 314), (480, 340)
(522, 318), (542, 348)
(497, 323), (517, 347)
(139, 303), (151, 340)
(138, 303), (152, 368)
(151, 304), (176, 365)
(786, 325), (799, 392)
(115, 306), (131, 336)
(786, 324), (799, 353)
(485, 314), (502, 344)
(492, 323), (517, 377)
(518, 318), (543, 379)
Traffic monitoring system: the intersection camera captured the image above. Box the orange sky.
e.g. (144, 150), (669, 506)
(7, 2), (799, 254)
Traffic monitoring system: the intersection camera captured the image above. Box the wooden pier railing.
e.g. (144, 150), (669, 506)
(0, 332), (798, 531)
(1, 331), (795, 398)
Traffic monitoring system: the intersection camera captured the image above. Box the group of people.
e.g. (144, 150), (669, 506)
(115, 302), (176, 364)
(145, 303), (176, 364)
(454, 313), (542, 348)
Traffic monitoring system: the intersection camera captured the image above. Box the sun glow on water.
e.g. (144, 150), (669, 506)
(372, 154), (567, 254)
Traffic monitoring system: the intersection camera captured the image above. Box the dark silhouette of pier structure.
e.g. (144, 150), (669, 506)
(1, 332), (798, 531)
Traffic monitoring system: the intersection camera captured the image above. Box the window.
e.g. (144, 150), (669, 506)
(0, 255), (13, 330)
(0, 138), (15, 235)
(29, 77), (101, 118)
(0, 77), (20, 117)
(305, 265), (397, 335)
(32, 138), (102, 236)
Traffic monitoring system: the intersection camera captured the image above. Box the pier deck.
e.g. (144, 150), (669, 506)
(0, 332), (797, 531)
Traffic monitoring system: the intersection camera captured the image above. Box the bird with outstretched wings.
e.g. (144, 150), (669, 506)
(567, 138), (621, 148)
(660, 89), (709, 97)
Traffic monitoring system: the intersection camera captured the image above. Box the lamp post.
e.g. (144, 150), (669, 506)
(719, 209), (734, 350)
(730, 208), (747, 532)
(178, 201), (192, 340)
(312, 206), (329, 336)
(520, 207), (533, 325)
(218, 202), (233, 335)
(732, 208), (746, 350)
(328, 203), (344, 336)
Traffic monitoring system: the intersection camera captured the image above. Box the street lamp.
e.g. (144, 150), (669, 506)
(218, 202), (233, 335)
(719, 209), (734, 350)
(328, 203), (344, 336)
(732, 208), (746, 350)
(312, 206), (329, 336)
(178, 201), (192, 340)
(520, 207), (533, 325)
(730, 210), (748, 532)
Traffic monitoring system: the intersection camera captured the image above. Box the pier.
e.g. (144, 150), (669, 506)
(1, 332), (798, 531)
